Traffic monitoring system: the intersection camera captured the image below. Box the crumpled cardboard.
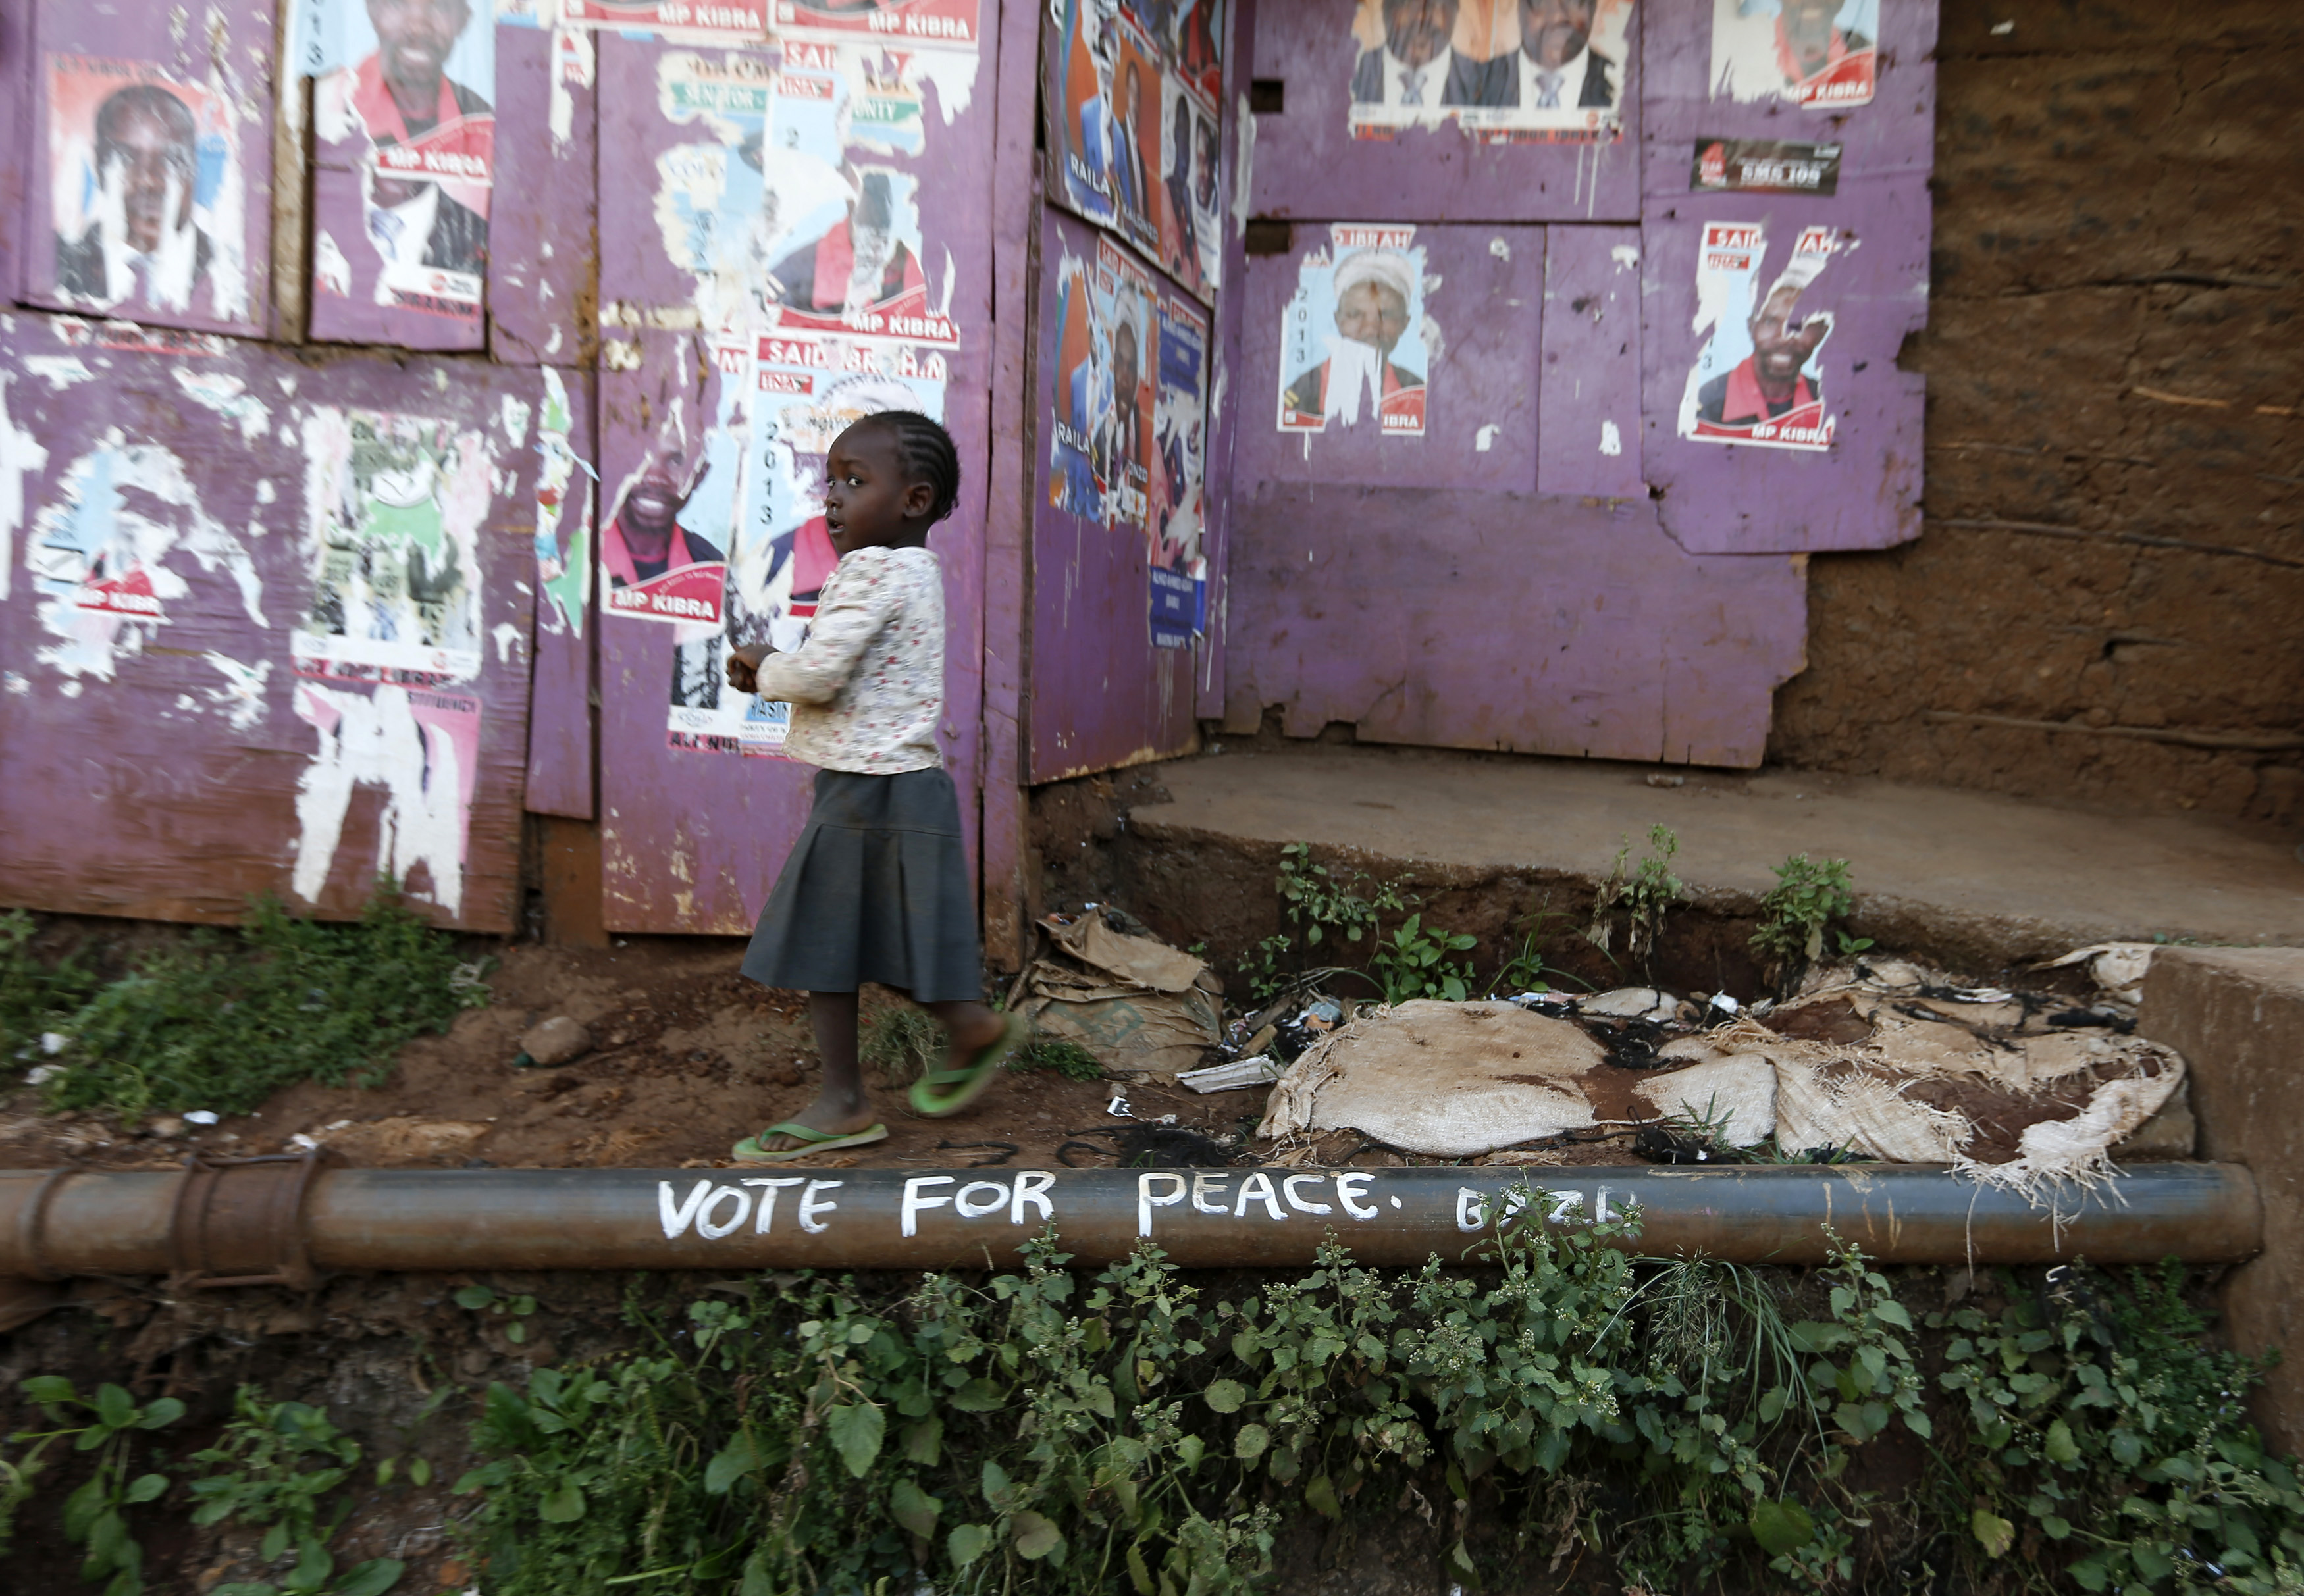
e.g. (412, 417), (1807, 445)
(1015, 908), (1224, 1077)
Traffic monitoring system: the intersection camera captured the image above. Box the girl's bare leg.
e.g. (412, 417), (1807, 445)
(924, 999), (1007, 1071)
(758, 990), (876, 1149)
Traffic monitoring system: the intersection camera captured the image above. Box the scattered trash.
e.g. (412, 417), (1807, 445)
(933, 1139), (1018, 1168)
(1707, 992), (1741, 1016)
(145, 1116), (185, 1139)
(1580, 987), (1682, 1022)
(24, 1064), (61, 1086)
(288, 1132), (321, 1151)
(184, 1109), (221, 1126)
(1010, 908), (1224, 1077)
(519, 1016), (594, 1068)
(1059, 1124), (1236, 1168)
(1644, 773), (1686, 788)
(39, 1032), (67, 1055)
(1178, 1056), (1282, 1094)
(2034, 942), (2158, 1005)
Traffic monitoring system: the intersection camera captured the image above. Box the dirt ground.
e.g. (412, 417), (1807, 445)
(0, 921), (2145, 1178)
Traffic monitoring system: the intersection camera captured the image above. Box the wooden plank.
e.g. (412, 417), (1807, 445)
(979, 0), (1044, 968)
(0, 312), (550, 931)
(0, 0), (31, 305)
(522, 367), (597, 820)
(490, 20), (598, 369)
(1538, 222), (1642, 498)
(1245, 0), (1641, 224)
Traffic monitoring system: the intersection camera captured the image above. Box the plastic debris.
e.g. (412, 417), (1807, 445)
(184, 1110), (221, 1125)
(1178, 1056), (1283, 1094)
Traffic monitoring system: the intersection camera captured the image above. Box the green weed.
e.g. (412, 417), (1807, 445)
(1585, 825), (1683, 968)
(183, 1387), (404, 1595)
(1371, 913), (1477, 1004)
(20, 889), (488, 1122)
(9, 1376), (186, 1592)
(0, 911), (100, 1059)
(860, 1006), (944, 1088)
(1752, 854), (1867, 989)
(1011, 1035), (1105, 1081)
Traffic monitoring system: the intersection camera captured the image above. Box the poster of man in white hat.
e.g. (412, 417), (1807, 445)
(1276, 226), (1428, 438)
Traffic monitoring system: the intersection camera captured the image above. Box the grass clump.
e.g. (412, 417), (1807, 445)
(1011, 1034), (1104, 1081)
(861, 1006), (944, 1087)
(10, 890), (488, 1122)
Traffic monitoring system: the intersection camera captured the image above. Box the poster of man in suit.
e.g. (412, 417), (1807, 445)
(1047, 231), (1157, 533)
(1149, 288), (1209, 648)
(1276, 226), (1428, 438)
(1157, 83), (1221, 300)
(45, 58), (249, 325)
(1708, 0), (1877, 107)
(1346, 0), (1633, 143)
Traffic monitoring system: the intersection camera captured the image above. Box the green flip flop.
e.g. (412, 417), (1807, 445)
(908, 1010), (1031, 1119)
(731, 1121), (889, 1162)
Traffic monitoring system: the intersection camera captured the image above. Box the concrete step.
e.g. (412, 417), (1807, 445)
(1111, 745), (2304, 972)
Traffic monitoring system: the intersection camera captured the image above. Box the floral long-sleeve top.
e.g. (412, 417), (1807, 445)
(754, 544), (944, 773)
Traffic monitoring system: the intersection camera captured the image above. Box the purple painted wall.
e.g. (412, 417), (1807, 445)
(0, 310), (551, 931)
(1234, 222), (1544, 493)
(22, 0), (277, 340)
(0, 0), (30, 306)
(1025, 207), (1200, 785)
(1222, 486), (1806, 766)
(1245, 0), (1642, 224)
(490, 21), (597, 369)
(1537, 224), (1642, 499)
(1637, 0), (1935, 553)
(592, 32), (999, 934)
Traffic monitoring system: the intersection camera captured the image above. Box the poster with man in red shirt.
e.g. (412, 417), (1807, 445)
(1679, 220), (1841, 451)
(309, 0), (495, 323)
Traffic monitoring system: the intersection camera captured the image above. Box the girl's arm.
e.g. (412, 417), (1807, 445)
(748, 560), (893, 706)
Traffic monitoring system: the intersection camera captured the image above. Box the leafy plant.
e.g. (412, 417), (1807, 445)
(0, 910), (100, 1062)
(1011, 1035), (1105, 1081)
(30, 888), (489, 1121)
(1243, 844), (1415, 1001)
(11, 1376), (186, 1595)
(1586, 825), (1683, 967)
(1931, 1260), (2303, 1592)
(455, 1283), (541, 1345)
(184, 1387), (403, 1596)
(1752, 855), (1860, 989)
(1371, 913), (1477, 1004)
(861, 1006), (944, 1088)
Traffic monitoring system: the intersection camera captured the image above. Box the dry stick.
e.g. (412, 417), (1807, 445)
(1922, 711), (2304, 752)
(1933, 517), (2304, 572)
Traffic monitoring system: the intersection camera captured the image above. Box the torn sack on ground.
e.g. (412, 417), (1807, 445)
(1010, 908), (1223, 1077)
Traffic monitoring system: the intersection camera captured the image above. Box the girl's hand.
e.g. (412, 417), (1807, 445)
(725, 641), (777, 694)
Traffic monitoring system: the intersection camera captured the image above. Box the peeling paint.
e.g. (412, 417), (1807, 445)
(291, 681), (480, 916)
(173, 368), (272, 442)
(24, 357), (97, 389)
(0, 374), (52, 604)
(201, 650), (272, 729)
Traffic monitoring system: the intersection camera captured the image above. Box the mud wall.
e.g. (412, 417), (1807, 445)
(1771, 0), (2304, 825)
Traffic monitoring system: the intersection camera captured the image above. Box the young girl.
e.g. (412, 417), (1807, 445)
(723, 411), (1025, 1161)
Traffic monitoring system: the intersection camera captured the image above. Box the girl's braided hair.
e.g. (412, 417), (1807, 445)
(862, 409), (961, 524)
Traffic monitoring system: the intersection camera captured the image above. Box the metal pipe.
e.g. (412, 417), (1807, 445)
(0, 1162), (2259, 1277)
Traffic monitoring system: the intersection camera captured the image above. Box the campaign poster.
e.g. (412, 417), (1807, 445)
(660, 330), (953, 755)
(561, 0), (772, 36)
(294, 407), (492, 685)
(307, 0), (496, 323)
(1049, 0), (1159, 249)
(1347, 0), (1633, 144)
(45, 57), (250, 325)
(651, 48), (778, 332)
(753, 47), (958, 346)
(775, 0), (981, 49)
(1149, 290), (1208, 649)
(1691, 136), (1841, 194)
(1708, 0), (1877, 108)
(1155, 0), (1224, 105)
(1157, 77), (1222, 301)
(1678, 220), (1842, 451)
(1276, 224), (1428, 438)
(1047, 234), (1157, 534)
(600, 364), (737, 629)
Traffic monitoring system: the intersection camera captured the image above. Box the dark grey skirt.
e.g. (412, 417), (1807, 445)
(741, 767), (982, 1002)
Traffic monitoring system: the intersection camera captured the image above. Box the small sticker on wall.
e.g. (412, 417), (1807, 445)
(1690, 137), (1841, 194)
(1276, 224), (1428, 438)
(1678, 221), (1844, 451)
(1708, 0), (1877, 108)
